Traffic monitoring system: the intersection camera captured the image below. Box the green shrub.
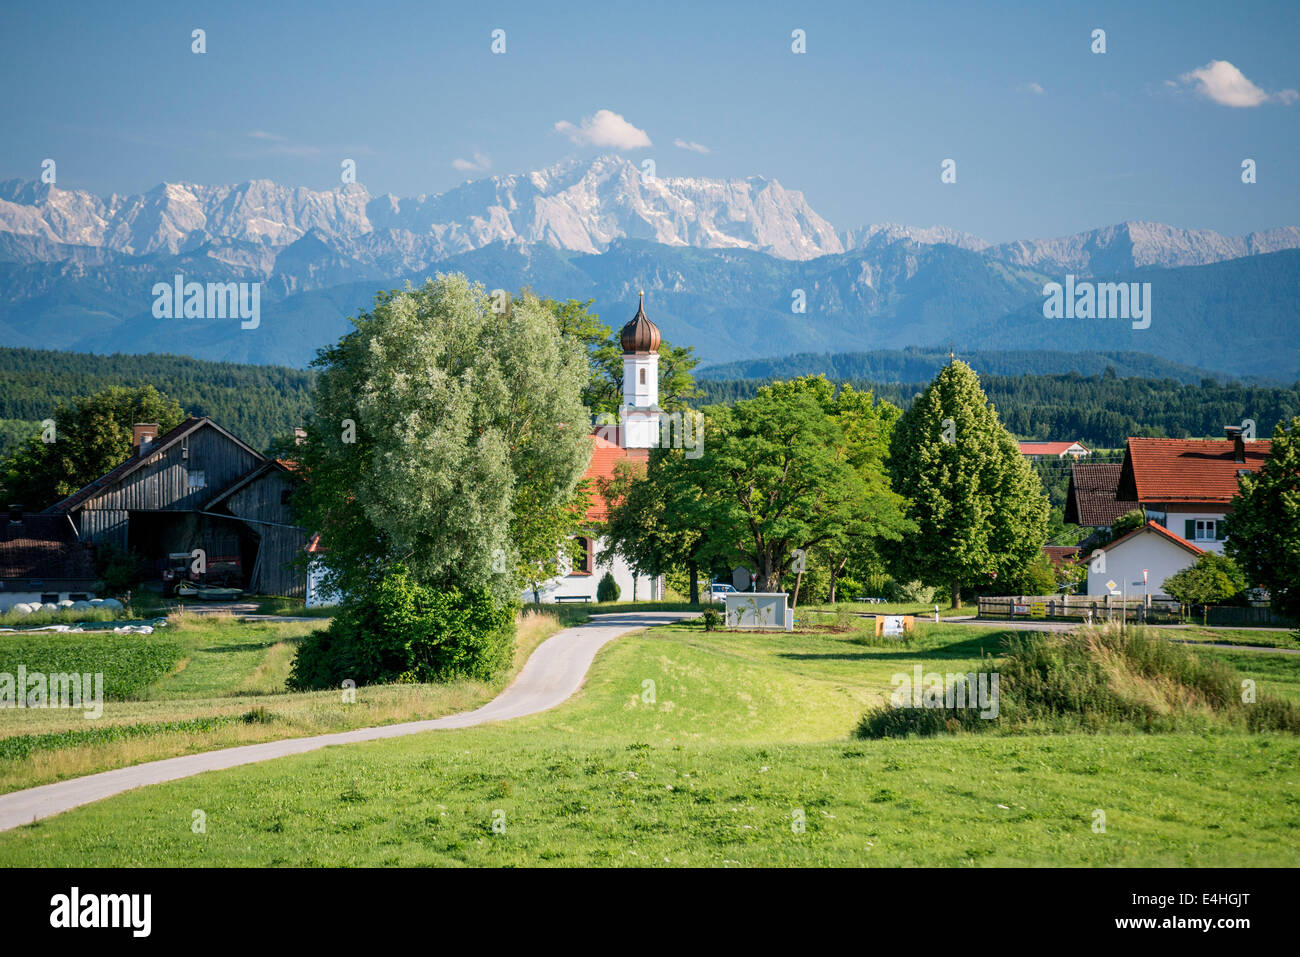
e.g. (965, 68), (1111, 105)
(887, 579), (935, 604)
(287, 565), (516, 691)
(701, 608), (722, 632)
(93, 541), (146, 597)
(596, 572), (620, 603)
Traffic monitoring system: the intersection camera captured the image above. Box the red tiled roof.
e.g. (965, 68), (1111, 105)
(1122, 438), (1271, 504)
(1019, 441), (1088, 456)
(583, 434), (632, 523)
(1043, 546), (1080, 568)
(1103, 520), (1206, 558)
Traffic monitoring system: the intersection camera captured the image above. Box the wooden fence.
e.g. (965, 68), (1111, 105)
(977, 596), (1293, 627)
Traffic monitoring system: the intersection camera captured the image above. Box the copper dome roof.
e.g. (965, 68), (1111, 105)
(619, 291), (661, 353)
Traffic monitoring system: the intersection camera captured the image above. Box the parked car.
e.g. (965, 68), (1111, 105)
(708, 583), (738, 601)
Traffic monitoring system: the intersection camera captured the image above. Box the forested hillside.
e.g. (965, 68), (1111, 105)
(698, 369), (1300, 448)
(0, 347), (315, 453)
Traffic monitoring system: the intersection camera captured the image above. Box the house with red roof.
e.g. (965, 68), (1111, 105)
(1079, 426), (1270, 596)
(1117, 426), (1269, 555)
(522, 295), (669, 603)
(1019, 440), (1090, 460)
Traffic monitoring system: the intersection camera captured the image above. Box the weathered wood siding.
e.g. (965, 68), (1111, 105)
(80, 424), (261, 519)
(223, 468), (306, 598)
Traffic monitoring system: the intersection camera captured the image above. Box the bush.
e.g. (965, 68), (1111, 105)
(886, 579), (935, 604)
(701, 608), (722, 631)
(93, 541), (145, 597)
(287, 565), (516, 691)
(854, 623), (1300, 738)
(596, 572), (620, 603)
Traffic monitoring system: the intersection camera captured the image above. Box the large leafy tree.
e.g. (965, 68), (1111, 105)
(599, 444), (727, 604)
(292, 276), (592, 607)
(1226, 417), (1300, 619)
(887, 360), (1048, 607)
(0, 385), (185, 509)
(687, 389), (883, 592)
(756, 376), (911, 602)
(1163, 553), (1247, 623)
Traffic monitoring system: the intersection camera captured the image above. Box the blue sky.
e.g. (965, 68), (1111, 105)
(2, 0), (1297, 241)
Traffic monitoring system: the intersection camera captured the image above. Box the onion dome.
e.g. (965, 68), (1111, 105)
(619, 290), (661, 353)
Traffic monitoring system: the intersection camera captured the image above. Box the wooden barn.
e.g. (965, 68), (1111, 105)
(43, 418), (309, 598)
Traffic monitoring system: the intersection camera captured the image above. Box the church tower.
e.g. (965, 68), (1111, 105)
(618, 291), (662, 450)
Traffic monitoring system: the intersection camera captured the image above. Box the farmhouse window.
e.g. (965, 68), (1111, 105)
(1186, 519), (1220, 541)
(188, 470), (207, 490)
(570, 537), (592, 575)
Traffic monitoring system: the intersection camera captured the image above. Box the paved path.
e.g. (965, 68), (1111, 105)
(0, 611), (695, 833)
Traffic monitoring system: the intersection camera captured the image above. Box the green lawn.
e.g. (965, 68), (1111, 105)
(2, 619), (1296, 866)
(0, 607), (567, 793)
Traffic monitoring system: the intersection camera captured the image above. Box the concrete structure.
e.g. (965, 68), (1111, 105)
(725, 592), (793, 630)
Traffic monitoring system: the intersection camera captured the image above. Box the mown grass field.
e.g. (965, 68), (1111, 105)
(0, 607), (567, 793)
(1, 617), (1296, 866)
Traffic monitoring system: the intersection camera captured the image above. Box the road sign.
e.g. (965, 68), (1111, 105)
(1029, 602), (1047, 618)
(1106, 580), (1118, 592)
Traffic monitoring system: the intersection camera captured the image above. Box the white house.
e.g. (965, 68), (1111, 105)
(523, 293), (667, 604)
(1085, 520), (1206, 598)
(1117, 428), (1270, 557)
(1077, 427), (1273, 596)
(1019, 440), (1090, 461)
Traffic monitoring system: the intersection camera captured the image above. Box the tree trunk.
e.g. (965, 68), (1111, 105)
(952, 580), (962, 609)
(688, 561), (699, 605)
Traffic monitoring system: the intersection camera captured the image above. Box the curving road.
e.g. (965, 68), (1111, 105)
(0, 610), (695, 833)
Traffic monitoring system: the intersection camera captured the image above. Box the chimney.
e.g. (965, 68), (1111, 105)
(133, 423), (159, 455)
(1224, 425), (1245, 463)
(293, 427), (307, 446)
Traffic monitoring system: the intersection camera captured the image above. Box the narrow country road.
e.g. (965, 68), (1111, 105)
(0, 611), (695, 834)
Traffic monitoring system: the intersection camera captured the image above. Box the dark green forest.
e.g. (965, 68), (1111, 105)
(0, 347), (316, 453)
(3, 346), (1295, 459)
(698, 369), (1300, 448)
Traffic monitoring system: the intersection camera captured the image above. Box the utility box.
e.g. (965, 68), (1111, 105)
(725, 592), (793, 631)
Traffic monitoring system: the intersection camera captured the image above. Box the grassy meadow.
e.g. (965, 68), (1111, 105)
(0, 614), (1296, 866)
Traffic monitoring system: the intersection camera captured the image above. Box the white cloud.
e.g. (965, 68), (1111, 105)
(1018, 82), (1045, 95)
(554, 109), (652, 149)
(237, 130), (320, 157)
(452, 152), (491, 172)
(1176, 60), (1296, 107)
(673, 138), (711, 153)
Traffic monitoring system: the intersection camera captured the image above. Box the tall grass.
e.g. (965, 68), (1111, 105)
(856, 622), (1300, 738)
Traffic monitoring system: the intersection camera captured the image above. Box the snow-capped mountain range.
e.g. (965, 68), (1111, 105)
(3, 154), (1297, 274)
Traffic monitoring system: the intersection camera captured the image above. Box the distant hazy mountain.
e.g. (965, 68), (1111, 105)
(1, 155), (1297, 379)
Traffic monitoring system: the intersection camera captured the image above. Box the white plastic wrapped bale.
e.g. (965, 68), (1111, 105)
(40, 603), (58, 613)
(100, 598), (124, 610)
(57, 599), (75, 609)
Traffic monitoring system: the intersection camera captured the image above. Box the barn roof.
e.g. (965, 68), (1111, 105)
(0, 513), (96, 581)
(44, 417), (265, 514)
